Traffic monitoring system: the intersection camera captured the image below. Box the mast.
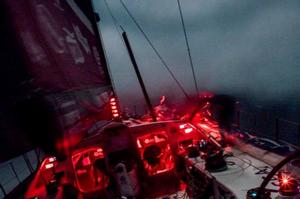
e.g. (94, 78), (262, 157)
(177, 0), (199, 94)
(121, 31), (157, 121)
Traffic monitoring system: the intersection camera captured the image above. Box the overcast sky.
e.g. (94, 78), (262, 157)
(93, 0), (300, 110)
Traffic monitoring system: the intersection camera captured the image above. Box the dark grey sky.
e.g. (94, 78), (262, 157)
(93, 0), (300, 110)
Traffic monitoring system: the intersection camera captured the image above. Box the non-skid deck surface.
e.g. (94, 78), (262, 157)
(158, 148), (279, 198)
(215, 149), (278, 198)
(189, 148), (279, 198)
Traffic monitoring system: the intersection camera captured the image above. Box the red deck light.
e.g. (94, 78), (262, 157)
(279, 172), (292, 186)
(110, 97), (120, 119)
(48, 157), (56, 162)
(178, 123), (194, 134)
(94, 148), (104, 157)
(45, 163), (54, 169)
(278, 172), (299, 196)
(43, 157), (57, 170)
(184, 128), (193, 134)
(113, 113), (119, 118)
(179, 124), (187, 129)
(282, 177), (289, 185)
(137, 140), (142, 148)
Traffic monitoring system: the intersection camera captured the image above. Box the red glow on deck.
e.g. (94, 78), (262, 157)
(176, 123), (206, 155)
(82, 156), (91, 166)
(179, 181), (187, 191)
(136, 131), (175, 176)
(72, 147), (109, 193)
(25, 156), (59, 198)
(198, 123), (219, 133)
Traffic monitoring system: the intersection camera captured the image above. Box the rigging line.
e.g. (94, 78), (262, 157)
(177, 0), (199, 94)
(102, 0), (132, 58)
(232, 154), (271, 172)
(103, 0), (122, 37)
(120, 0), (191, 100)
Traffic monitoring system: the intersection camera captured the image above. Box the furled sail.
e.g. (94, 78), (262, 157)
(0, 0), (113, 161)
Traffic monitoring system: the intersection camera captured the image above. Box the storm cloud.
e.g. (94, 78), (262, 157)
(93, 0), (300, 110)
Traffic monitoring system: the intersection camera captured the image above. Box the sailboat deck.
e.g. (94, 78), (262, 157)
(186, 147), (279, 198)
